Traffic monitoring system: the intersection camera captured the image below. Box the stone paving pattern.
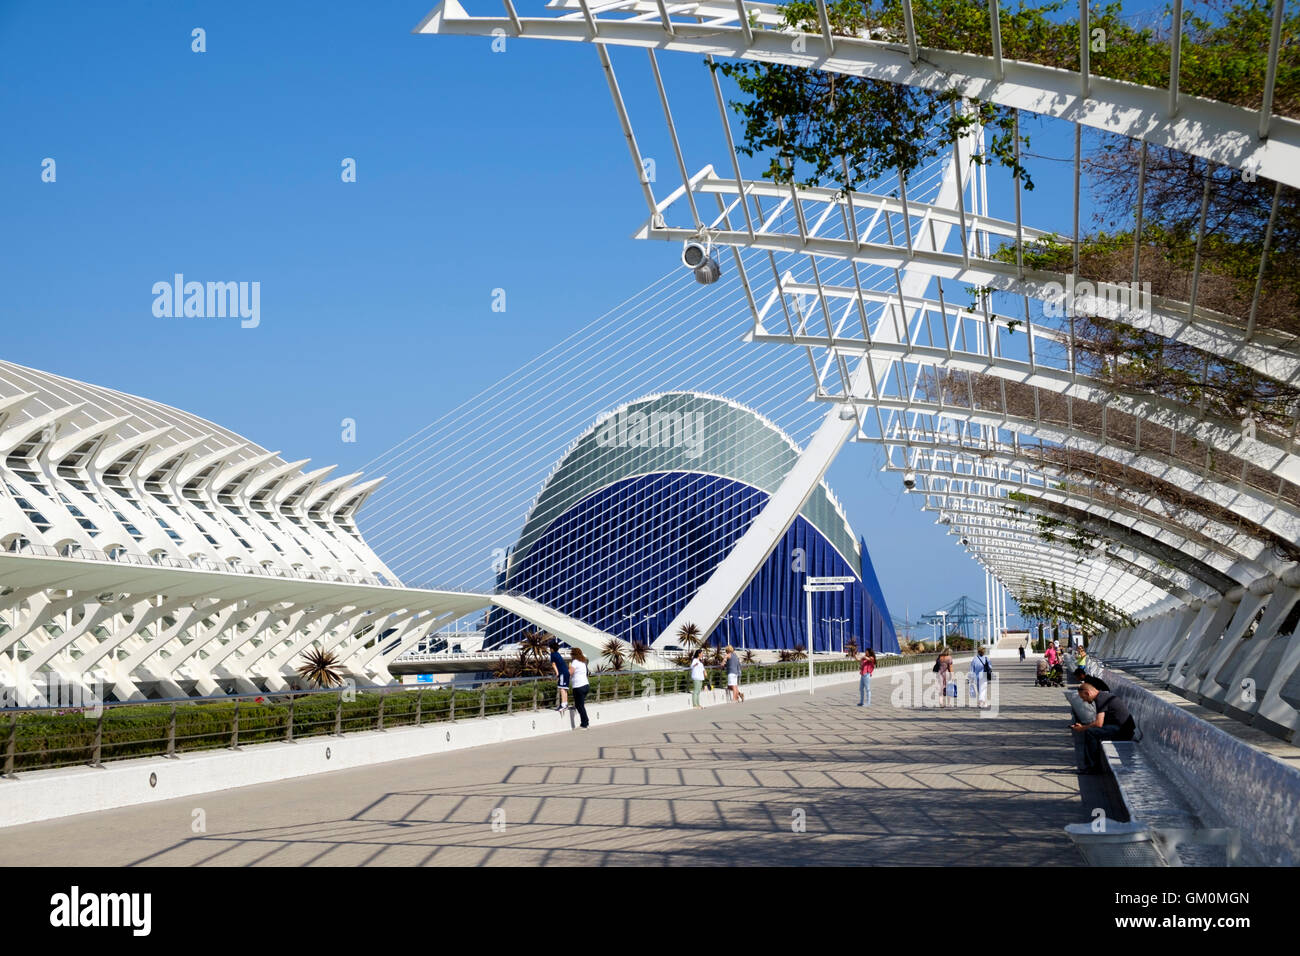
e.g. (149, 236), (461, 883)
(1, 661), (1104, 866)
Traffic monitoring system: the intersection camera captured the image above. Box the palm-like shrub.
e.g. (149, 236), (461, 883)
(492, 658), (524, 679)
(628, 640), (650, 667)
(517, 630), (554, 674)
(741, 649), (757, 665)
(788, 644), (808, 662)
(601, 638), (625, 671)
(844, 639), (859, 658)
(676, 623), (703, 650)
(296, 644), (345, 688)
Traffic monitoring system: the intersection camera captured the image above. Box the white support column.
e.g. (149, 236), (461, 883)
(1000, 583), (1008, 644)
(977, 567), (987, 650)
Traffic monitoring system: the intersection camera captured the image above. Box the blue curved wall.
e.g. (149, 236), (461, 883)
(486, 472), (899, 653)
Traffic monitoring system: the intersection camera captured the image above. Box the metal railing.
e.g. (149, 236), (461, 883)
(1, 659), (865, 776)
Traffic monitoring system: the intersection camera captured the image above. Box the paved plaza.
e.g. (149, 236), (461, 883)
(2, 662), (1103, 866)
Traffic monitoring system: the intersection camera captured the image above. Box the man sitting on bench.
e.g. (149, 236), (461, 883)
(1071, 675), (1137, 774)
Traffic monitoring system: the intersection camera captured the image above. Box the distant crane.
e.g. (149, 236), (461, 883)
(920, 595), (988, 643)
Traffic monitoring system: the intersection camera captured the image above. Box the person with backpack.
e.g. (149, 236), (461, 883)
(970, 645), (993, 708)
(857, 648), (877, 706)
(569, 648), (591, 729)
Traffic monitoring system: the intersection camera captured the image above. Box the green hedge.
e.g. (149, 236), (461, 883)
(0, 659), (867, 773)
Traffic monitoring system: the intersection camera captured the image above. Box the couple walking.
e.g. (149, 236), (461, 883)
(930, 646), (993, 708)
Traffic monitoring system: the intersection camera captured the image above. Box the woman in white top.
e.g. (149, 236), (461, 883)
(970, 645), (992, 708)
(689, 650), (706, 709)
(569, 648), (591, 729)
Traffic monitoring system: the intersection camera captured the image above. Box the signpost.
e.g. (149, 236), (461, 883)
(804, 577), (851, 694)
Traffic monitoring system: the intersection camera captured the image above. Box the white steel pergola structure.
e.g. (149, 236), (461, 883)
(418, 0), (1300, 739)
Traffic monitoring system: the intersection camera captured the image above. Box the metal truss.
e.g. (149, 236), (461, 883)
(420, 0), (1300, 734)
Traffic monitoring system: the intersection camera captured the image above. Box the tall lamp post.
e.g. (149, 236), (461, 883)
(735, 614), (752, 650)
(937, 610), (948, 649)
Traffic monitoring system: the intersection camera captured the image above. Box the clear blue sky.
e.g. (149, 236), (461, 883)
(0, 0), (1103, 632)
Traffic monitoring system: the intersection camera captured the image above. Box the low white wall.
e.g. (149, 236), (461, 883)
(0, 665), (886, 828)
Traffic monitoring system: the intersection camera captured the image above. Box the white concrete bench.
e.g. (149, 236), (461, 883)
(1066, 740), (1242, 866)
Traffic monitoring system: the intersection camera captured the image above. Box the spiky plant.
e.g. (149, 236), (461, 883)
(518, 629), (551, 665)
(601, 638), (625, 671)
(492, 658), (524, 680)
(741, 648), (757, 665)
(676, 622), (703, 650)
(844, 639), (859, 658)
(789, 644), (808, 662)
(296, 644), (344, 688)
(628, 640), (650, 667)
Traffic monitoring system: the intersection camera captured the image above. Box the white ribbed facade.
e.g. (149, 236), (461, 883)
(0, 361), (488, 703)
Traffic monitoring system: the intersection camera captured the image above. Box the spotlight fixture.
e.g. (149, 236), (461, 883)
(903, 469), (916, 491)
(683, 239), (721, 285)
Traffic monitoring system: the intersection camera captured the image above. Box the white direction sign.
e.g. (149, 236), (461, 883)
(804, 583), (846, 592)
(807, 575), (855, 584)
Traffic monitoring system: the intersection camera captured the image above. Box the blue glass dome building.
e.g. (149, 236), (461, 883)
(486, 393), (897, 653)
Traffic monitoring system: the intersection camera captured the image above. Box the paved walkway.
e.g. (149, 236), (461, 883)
(1, 662), (1102, 866)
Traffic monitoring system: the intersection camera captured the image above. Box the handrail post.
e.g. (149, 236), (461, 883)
(450, 690), (456, 722)
(377, 693), (386, 732)
(416, 688), (423, 726)
(167, 704), (177, 757)
(532, 682), (539, 711)
(286, 696), (295, 743)
(479, 687), (486, 718)
(5, 715), (16, 776)
(507, 683), (514, 715)
(230, 699), (240, 750)
(91, 709), (104, 767)
(334, 692), (343, 736)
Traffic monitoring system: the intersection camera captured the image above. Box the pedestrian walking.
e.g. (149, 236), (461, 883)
(933, 648), (955, 708)
(970, 645), (992, 708)
(1019, 640), (1026, 661)
(857, 648), (876, 706)
(724, 645), (745, 702)
(549, 640), (569, 711)
(689, 649), (706, 709)
(569, 648), (590, 729)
